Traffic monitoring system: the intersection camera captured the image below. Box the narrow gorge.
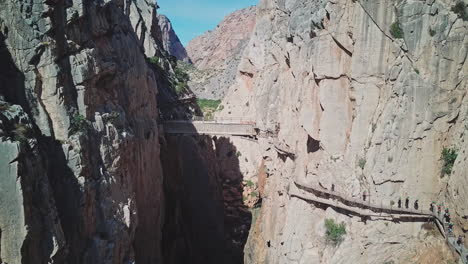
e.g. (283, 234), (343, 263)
(0, 0), (467, 264)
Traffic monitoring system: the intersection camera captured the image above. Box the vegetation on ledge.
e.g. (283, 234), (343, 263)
(441, 147), (457, 176)
(197, 98), (223, 119)
(390, 22), (404, 39)
(70, 114), (89, 134)
(12, 123), (33, 143)
(324, 219), (346, 246)
(174, 66), (190, 95)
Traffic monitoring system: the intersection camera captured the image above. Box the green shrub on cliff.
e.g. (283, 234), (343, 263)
(324, 219), (346, 246)
(148, 56), (165, 73)
(358, 158), (366, 170)
(441, 148), (457, 175)
(245, 180), (255, 188)
(148, 56), (160, 65)
(390, 22), (404, 39)
(197, 99), (222, 119)
(70, 114), (88, 134)
(175, 67), (189, 83)
(452, 1), (468, 21)
(12, 123), (33, 143)
(172, 64), (190, 95)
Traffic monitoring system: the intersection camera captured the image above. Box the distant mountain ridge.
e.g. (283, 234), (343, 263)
(157, 14), (190, 62)
(185, 6), (257, 100)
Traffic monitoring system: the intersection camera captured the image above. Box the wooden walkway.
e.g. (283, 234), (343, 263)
(291, 181), (468, 263)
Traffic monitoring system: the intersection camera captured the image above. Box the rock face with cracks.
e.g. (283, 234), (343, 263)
(0, 0), (166, 263)
(219, 0), (468, 263)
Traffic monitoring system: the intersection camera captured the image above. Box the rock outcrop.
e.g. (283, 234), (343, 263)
(186, 6), (256, 99)
(157, 14), (190, 62)
(0, 0), (166, 263)
(218, 0), (468, 263)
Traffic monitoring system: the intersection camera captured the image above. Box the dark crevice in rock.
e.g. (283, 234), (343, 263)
(0, 32), (29, 110)
(240, 71), (254, 78)
(41, 137), (85, 264)
(448, 111), (459, 124)
(373, 179), (405, 185)
(331, 35), (352, 57)
(307, 136), (320, 153)
(19, 140), (64, 264)
(285, 56), (291, 68)
(315, 77), (322, 86)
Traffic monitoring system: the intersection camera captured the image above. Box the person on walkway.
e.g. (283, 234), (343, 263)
(445, 212), (451, 223)
(437, 204), (442, 215)
(414, 199), (419, 210)
(430, 201), (435, 212)
(405, 196), (409, 209)
(331, 184), (335, 192)
(448, 222), (454, 235)
(363, 191), (367, 201)
(457, 235), (463, 246)
(398, 197), (402, 208)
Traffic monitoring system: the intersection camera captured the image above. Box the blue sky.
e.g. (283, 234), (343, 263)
(157, 0), (257, 46)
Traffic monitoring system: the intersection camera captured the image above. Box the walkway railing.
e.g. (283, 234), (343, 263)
(162, 120), (257, 136)
(291, 181), (468, 263)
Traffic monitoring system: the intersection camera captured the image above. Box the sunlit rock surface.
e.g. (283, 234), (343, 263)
(186, 6), (257, 100)
(219, 0), (467, 263)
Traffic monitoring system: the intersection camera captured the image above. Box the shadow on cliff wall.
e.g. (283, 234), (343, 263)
(0, 32), (28, 109)
(214, 136), (253, 264)
(0, 32), (60, 263)
(0, 31), (127, 263)
(0, 32), (77, 263)
(160, 131), (252, 264)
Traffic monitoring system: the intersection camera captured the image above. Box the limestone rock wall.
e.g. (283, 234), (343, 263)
(219, 0), (467, 263)
(186, 7), (257, 99)
(0, 0), (165, 263)
(157, 14), (190, 62)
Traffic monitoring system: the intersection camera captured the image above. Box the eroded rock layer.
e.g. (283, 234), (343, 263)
(219, 0), (467, 263)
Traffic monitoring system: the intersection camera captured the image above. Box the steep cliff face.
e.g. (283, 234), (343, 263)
(0, 0), (165, 263)
(186, 7), (256, 99)
(157, 14), (190, 62)
(219, 0), (467, 263)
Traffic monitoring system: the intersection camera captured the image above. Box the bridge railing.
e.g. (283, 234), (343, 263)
(165, 117), (256, 125)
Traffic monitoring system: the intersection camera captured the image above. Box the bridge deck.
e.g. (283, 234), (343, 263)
(162, 120), (257, 136)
